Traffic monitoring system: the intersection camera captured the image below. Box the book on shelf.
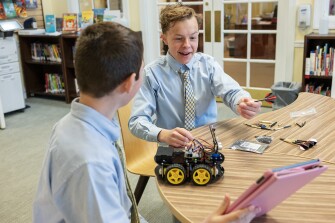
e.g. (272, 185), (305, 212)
(93, 8), (105, 23)
(13, 0), (27, 18)
(31, 42), (37, 60)
(45, 14), (56, 33)
(103, 10), (120, 22)
(305, 83), (331, 96)
(44, 73), (65, 94)
(305, 58), (310, 76)
(309, 51), (315, 75)
(81, 10), (94, 29)
(2, 0), (17, 19)
(77, 12), (82, 29)
(56, 17), (63, 32)
(306, 44), (334, 77)
(62, 13), (78, 33)
(30, 43), (62, 62)
(47, 44), (62, 62)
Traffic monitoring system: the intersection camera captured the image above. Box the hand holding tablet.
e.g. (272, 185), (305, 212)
(226, 159), (327, 217)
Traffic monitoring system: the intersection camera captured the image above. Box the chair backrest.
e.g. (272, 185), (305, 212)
(117, 100), (157, 177)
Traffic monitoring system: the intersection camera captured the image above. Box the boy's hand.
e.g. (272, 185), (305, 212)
(237, 98), (261, 119)
(158, 128), (194, 147)
(203, 194), (260, 223)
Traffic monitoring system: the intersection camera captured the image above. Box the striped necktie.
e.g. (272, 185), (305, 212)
(180, 69), (196, 130)
(115, 142), (140, 223)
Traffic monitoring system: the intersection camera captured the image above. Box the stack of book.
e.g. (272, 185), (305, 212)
(304, 83), (331, 96)
(60, 9), (123, 33)
(305, 43), (334, 77)
(30, 43), (62, 62)
(44, 73), (65, 94)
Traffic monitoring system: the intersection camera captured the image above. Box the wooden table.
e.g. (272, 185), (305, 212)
(156, 92), (335, 223)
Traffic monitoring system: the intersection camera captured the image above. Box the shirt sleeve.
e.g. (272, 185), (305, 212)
(53, 162), (131, 223)
(129, 69), (163, 142)
(210, 58), (251, 113)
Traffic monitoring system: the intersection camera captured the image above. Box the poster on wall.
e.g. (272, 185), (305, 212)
(25, 0), (37, 9)
(13, 0), (27, 18)
(2, 0), (18, 19)
(0, 2), (6, 20)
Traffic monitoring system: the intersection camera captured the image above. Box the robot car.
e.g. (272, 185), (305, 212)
(154, 125), (225, 186)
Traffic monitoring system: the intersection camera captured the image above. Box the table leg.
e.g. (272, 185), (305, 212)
(0, 97), (6, 129)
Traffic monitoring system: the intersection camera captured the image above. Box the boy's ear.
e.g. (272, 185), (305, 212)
(161, 33), (168, 45)
(122, 73), (137, 93)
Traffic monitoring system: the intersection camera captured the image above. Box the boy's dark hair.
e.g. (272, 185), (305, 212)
(160, 3), (201, 34)
(75, 22), (143, 98)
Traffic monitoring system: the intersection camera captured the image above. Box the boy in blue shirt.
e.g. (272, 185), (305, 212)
(33, 22), (259, 223)
(129, 4), (261, 148)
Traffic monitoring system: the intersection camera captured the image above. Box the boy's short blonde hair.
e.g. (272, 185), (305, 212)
(160, 4), (201, 34)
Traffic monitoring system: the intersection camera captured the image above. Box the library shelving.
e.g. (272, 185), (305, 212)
(61, 34), (78, 103)
(18, 34), (79, 103)
(302, 33), (335, 97)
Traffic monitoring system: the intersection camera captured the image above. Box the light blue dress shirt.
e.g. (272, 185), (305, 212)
(129, 52), (251, 142)
(33, 99), (147, 223)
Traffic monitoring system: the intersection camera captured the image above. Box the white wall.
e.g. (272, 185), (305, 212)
(42, 0), (68, 18)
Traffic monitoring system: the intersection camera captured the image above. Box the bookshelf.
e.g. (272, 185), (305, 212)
(61, 34), (78, 102)
(18, 34), (79, 103)
(302, 33), (335, 97)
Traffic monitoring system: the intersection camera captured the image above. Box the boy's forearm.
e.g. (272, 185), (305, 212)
(128, 117), (162, 142)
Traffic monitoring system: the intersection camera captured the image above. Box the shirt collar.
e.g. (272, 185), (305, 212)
(166, 52), (196, 73)
(70, 98), (120, 142)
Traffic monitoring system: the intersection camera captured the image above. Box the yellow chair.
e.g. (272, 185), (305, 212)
(117, 100), (157, 204)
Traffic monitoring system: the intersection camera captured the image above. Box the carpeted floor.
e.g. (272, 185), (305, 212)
(0, 97), (270, 223)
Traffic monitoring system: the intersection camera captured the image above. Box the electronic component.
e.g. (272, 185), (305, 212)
(154, 125), (225, 186)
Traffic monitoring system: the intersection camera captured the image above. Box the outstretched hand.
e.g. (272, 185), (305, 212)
(158, 127), (194, 147)
(203, 194), (260, 223)
(237, 98), (262, 119)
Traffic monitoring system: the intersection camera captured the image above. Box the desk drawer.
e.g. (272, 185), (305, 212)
(0, 37), (17, 56)
(0, 72), (25, 113)
(0, 53), (18, 65)
(0, 62), (20, 75)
